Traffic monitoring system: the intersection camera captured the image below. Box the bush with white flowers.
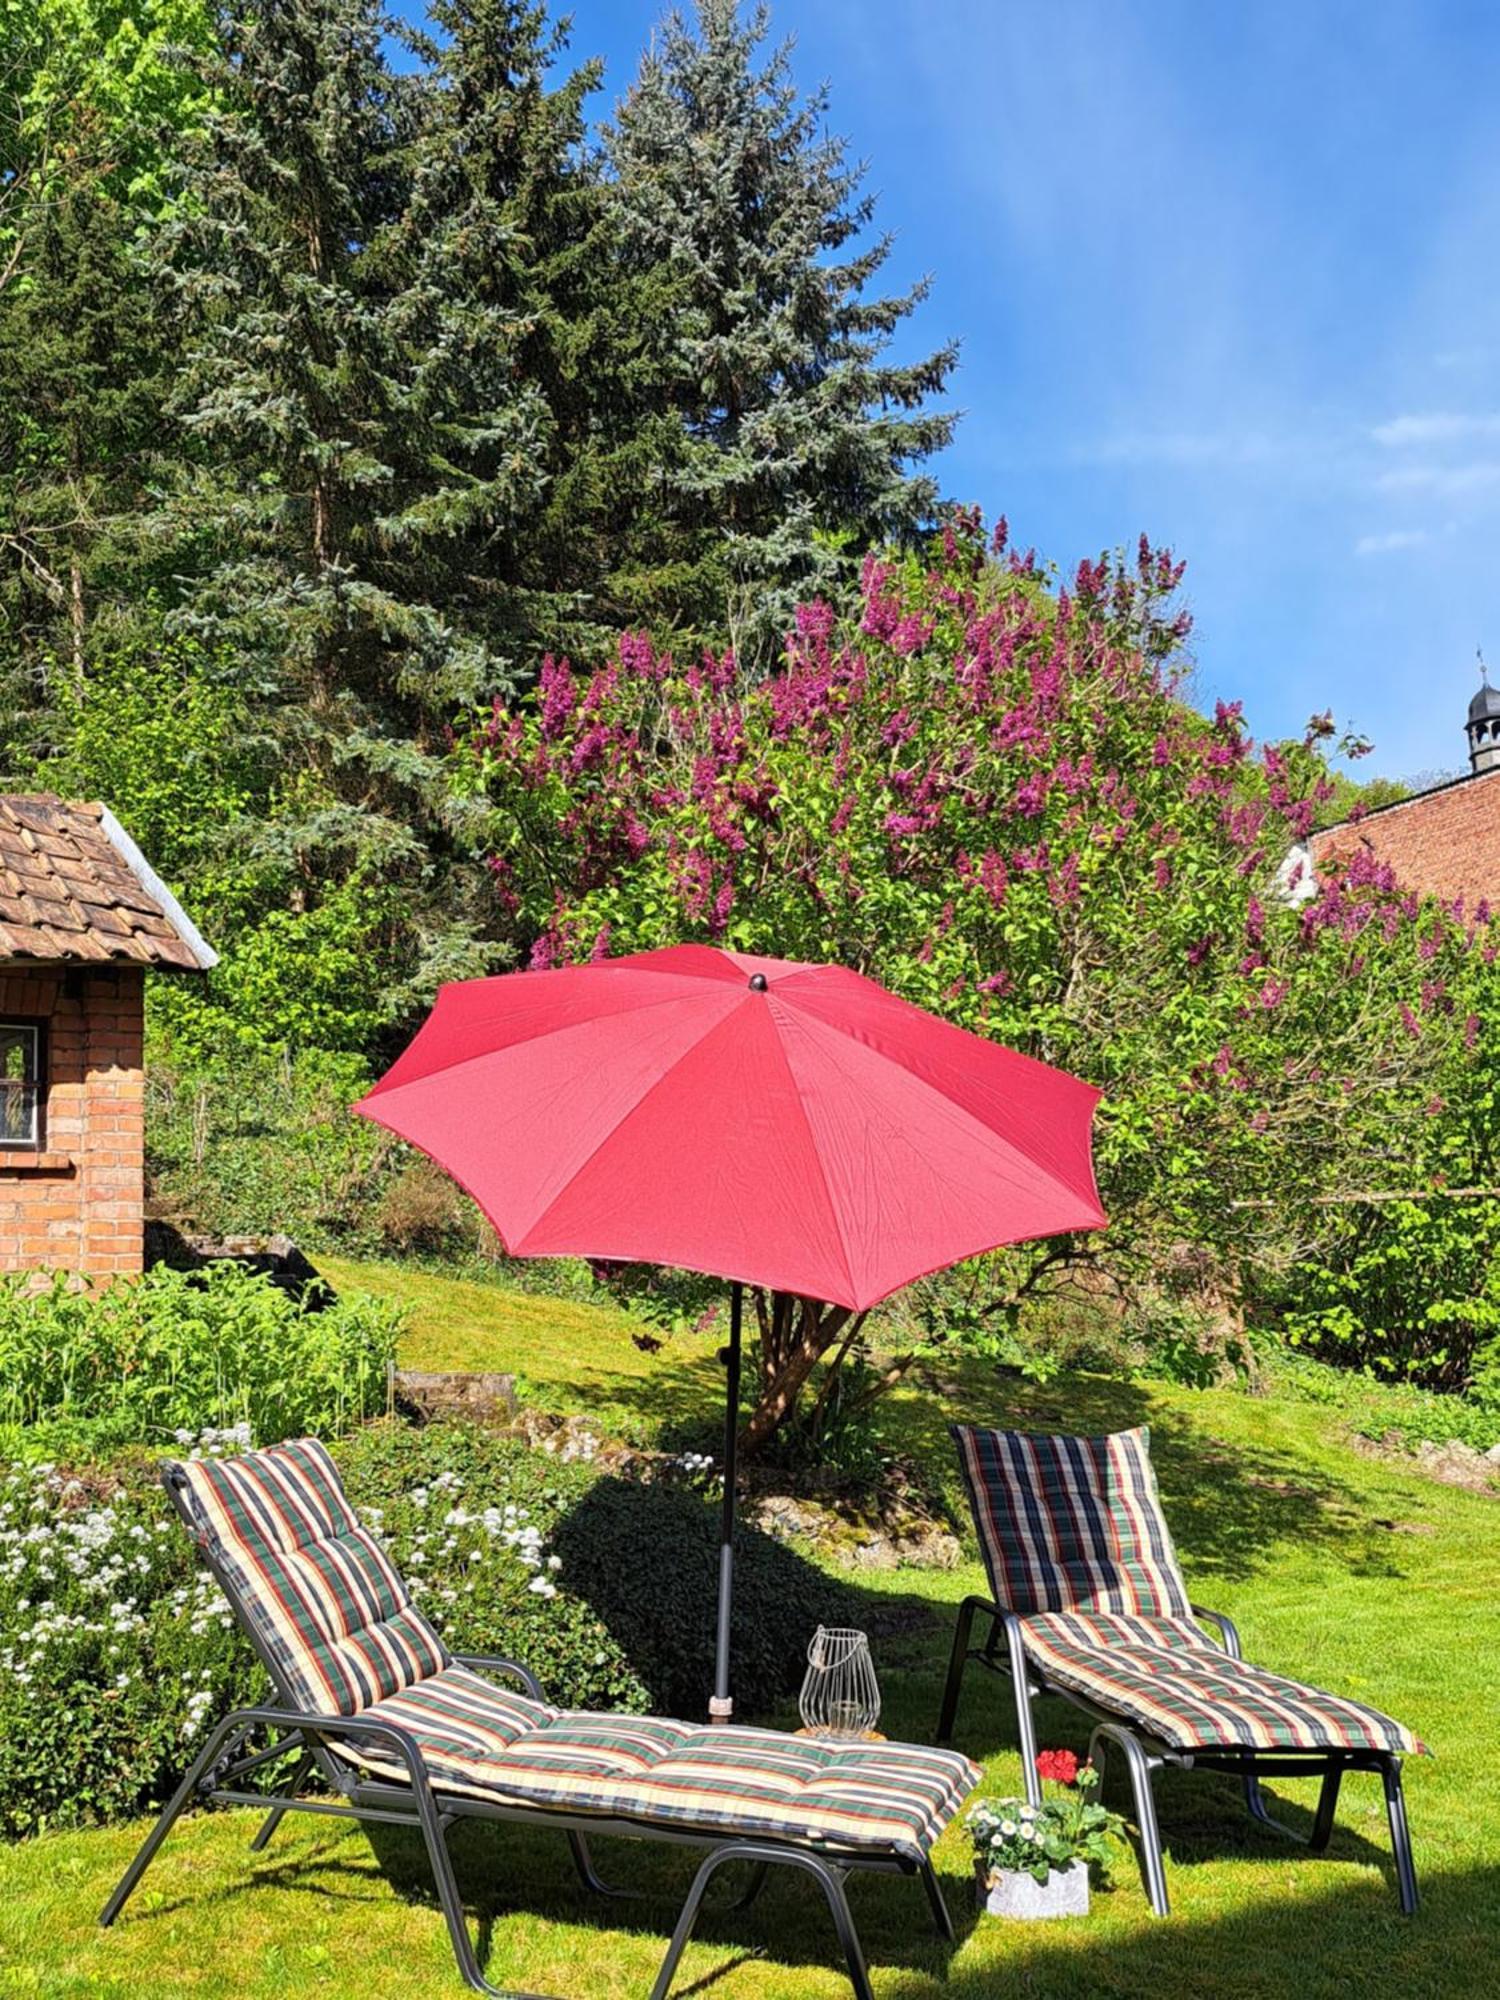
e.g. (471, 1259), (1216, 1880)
(0, 1443), (263, 1835)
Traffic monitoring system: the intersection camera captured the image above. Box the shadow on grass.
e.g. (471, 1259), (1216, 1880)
(201, 1809), (1481, 2000)
(885, 1861), (1495, 2000)
(551, 1474), (860, 1720)
(593, 1346), (1411, 1591)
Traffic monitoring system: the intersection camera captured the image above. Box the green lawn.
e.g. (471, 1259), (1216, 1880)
(2, 1258), (1496, 1999)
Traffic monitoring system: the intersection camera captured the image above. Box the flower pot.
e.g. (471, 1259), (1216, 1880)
(976, 1858), (1090, 1919)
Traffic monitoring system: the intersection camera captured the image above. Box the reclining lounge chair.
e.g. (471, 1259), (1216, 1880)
(937, 1423), (1423, 1916)
(100, 1439), (978, 2000)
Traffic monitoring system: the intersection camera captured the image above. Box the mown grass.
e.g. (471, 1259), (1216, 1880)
(2, 1258), (1496, 1999)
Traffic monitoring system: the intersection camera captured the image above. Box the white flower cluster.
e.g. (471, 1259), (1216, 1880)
(967, 1796), (1044, 1855)
(386, 1468), (563, 1609)
(0, 1462), (230, 1702)
(171, 1423), (254, 1459)
(540, 1428), (599, 1465)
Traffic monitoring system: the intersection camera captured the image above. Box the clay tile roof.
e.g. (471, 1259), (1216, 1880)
(0, 795), (216, 971)
(1311, 765), (1500, 912)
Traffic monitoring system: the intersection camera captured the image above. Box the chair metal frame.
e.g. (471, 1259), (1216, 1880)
(99, 1467), (955, 2000)
(935, 1592), (1419, 1917)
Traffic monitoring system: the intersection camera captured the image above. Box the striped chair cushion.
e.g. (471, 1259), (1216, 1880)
(173, 1441), (980, 1860)
(170, 1439), (447, 1716)
(1020, 1610), (1424, 1756)
(351, 1665), (979, 1863)
(951, 1424), (1191, 1619)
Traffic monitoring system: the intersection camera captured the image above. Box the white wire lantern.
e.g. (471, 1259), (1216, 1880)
(798, 1626), (881, 1740)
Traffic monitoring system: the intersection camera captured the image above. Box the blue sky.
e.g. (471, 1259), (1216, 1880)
(413, 0), (1500, 783)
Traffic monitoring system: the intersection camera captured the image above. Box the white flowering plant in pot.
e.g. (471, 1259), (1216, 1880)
(967, 1750), (1129, 1919)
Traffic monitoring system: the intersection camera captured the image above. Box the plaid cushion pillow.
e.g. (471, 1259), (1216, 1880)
(1020, 1610), (1425, 1756)
(951, 1423), (1192, 1619)
(353, 1666), (980, 1862)
(171, 1438), (446, 1716)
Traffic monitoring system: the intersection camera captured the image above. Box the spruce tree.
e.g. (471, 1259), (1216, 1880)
(606, 0), (958, 662)
(390, 0), (630, 661)
(158, 0), (512, 1011)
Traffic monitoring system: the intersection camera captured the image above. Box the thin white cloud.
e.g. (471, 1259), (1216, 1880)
(1354, 528), (1430, 556)
(1372, 412), (1500, 447)
(1374, 461), (1500, 496)
(1077, 429), (1289, 470)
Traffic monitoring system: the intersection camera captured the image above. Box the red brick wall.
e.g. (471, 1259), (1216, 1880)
(0, 965), (145, 1276)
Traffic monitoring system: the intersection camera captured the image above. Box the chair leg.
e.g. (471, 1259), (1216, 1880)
(649, 1843), (874, 2000)
(565, 1831), (634, 1900)
(1308, 1759), (1343, 1854)
(727, 1859), (770, 1912)
(1090, 1724), (1170, 1917)
(1242, 1770), (1301, 1843)
(250, 1750), (316, 1852)
(935, 1596), (976, 1744)
(409, 1778), (555, 1998)
(919, 1858), (956, 1943)
(1380, 1758), (1419, 1915)
(1002, 1618), (1043, 1807)
(99, 1713), (251, 1926)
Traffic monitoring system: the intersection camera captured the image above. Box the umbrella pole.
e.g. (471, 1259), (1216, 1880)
(710, 1281), (743, 1724)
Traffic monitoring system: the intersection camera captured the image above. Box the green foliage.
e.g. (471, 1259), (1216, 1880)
(42, 630), (259, 877)
(1278, 1198), (1500, 1394)
(0, 1448), (264, 1835)
(0, 1263), (402, 1440)
(333, 1423), (651, 1713)
(1258, 927), (1500, 1397)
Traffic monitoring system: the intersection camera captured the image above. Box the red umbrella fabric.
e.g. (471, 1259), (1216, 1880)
(356, 944), (1105, 1312)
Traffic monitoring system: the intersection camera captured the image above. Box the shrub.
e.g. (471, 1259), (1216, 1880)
(145, 1034), (392, 1251)
(335, 1423), (650, 1715)
(0, 1443), (261, 1836)
(0, 1263), (402, 1443)
(0, 1422), (843, 1834)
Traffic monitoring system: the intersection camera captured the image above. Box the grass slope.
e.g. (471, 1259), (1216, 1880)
(2, 1259), (1496, 1999)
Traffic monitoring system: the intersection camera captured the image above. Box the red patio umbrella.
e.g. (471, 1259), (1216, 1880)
(356, 945), (1105, 1715)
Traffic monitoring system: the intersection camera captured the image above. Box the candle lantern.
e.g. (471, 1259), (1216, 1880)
(798, 1626), (881, 1740)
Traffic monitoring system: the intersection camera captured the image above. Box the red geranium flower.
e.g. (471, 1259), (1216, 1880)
(1035, 1748), (1080, 1785)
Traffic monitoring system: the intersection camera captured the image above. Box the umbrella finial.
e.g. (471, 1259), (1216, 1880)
(748, 972), (768, 991)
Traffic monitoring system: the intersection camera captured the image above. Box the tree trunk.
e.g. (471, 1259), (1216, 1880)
(738, 1291), (859, 1454)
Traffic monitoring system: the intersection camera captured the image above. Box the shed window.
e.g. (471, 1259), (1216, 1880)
(0, 1024), (41, 1147)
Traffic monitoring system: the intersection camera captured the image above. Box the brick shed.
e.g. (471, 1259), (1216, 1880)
(0, 795), (214, 1276)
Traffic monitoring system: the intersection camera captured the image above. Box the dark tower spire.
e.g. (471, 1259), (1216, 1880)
(1467, 650), (1500, 774)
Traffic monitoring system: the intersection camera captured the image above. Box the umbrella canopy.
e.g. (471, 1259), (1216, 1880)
(357, 945), (1105, 1313)
(356, 944), (1106, 1720)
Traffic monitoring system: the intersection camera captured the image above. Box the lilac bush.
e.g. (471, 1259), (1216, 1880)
(458, 512), (1484, 1431)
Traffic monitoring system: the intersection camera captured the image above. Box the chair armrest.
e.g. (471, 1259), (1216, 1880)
(218, 1705), (439, 1797)
(1191, 1604), (1242, 1658)
(450, 1654), (545, 1701)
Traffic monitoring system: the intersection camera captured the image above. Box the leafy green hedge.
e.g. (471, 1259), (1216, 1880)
(0, 1423), (853, 1836)
(0, 1264), (402, 1443)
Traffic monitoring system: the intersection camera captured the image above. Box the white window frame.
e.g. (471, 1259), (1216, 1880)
(0, 1021), (42, 1150)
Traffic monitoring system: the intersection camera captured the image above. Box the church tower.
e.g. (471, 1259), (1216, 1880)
(1467, 655), (1500, 774)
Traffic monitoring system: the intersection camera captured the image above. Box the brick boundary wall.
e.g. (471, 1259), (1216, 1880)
(0, 965), (145, 1277)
